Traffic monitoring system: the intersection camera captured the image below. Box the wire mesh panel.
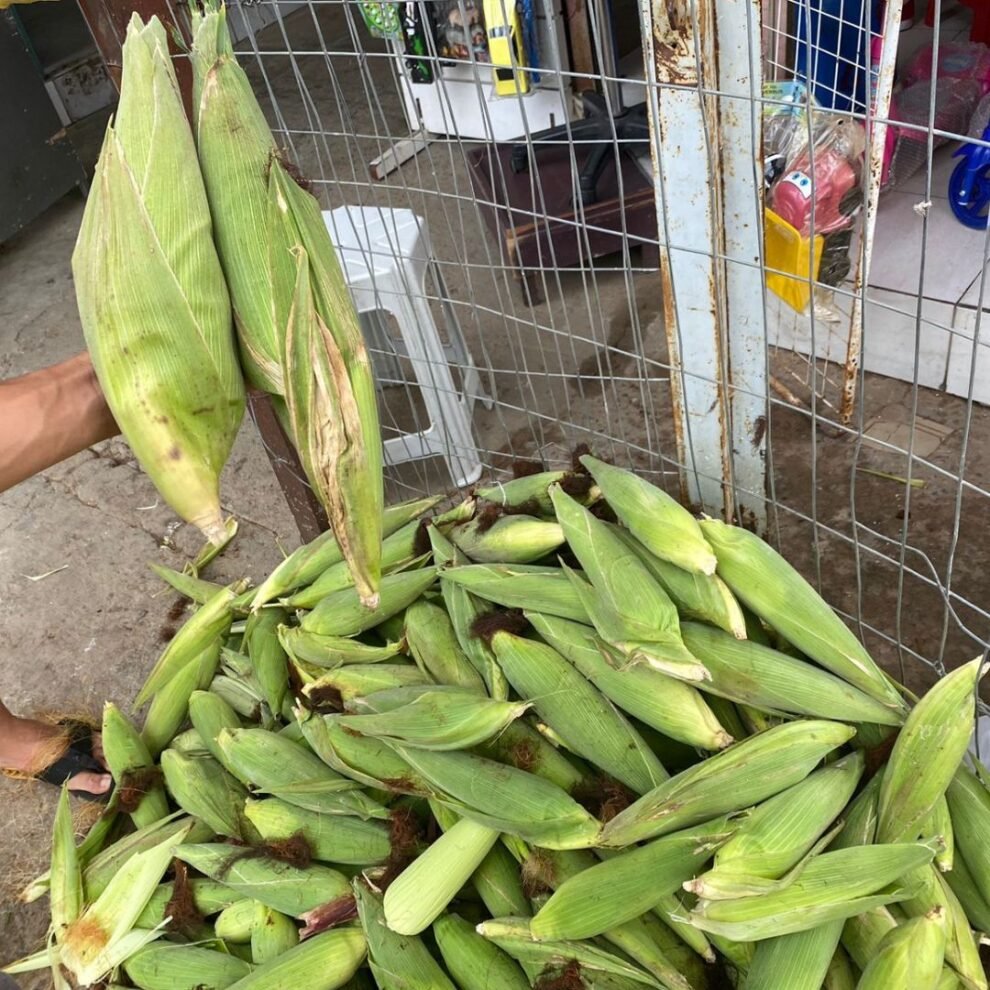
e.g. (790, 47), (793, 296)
(220, 0), (990, 684)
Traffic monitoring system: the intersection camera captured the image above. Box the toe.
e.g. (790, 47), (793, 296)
(67, 771), (112, 797)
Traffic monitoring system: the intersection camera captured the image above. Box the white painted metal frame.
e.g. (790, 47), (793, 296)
(640, 0), (768, 526)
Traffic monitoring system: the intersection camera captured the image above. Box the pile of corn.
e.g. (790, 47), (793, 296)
(6, 454), (990, 990)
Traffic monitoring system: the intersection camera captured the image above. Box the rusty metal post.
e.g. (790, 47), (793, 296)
(75, 0), (331, 542)
(840, 0), (904, 425)
(640, 0), (767, 527)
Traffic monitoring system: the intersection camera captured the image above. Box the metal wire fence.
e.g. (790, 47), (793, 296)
(216, 0), (990, 687)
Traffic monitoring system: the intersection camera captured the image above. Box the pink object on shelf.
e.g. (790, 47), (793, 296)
(881, 77), (982, 187)
(903, 41), (990, 95)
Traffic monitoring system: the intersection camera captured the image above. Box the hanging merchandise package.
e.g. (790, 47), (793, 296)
(359, 0), (402, 38)
(435, 0), (489, 62)
(765, 114), (866, 311)
(762, 80), (816, 189)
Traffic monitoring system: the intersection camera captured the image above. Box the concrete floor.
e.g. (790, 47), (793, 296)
(4, 2), (990, 981)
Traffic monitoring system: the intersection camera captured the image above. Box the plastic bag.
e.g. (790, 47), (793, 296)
(768, 118), (866, 239)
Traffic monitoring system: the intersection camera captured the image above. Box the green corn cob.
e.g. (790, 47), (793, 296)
(337, 690), (529, 751)
(384, 813), (500, 934)
(137, 585), (239, 706)
(283, 520), (425, 609)
(244, 797), (391, 864)
(489, 629), (667, 795)
(60, 823), (192, 987)
(549, 486), (701, 677)
(475, 469), (586, 515)
(304, 664), (431, 709)
(84, 815), (213, 901)
(579, 455), (716, 574)
(601, 720), (855, 847)
(688, 753), (863, 900)
(210, 674), (263, 720)
(449, 512), (565, 564)
(856, 907), (946, 990)
(472, 841), (532, 918)
(441, 563), (591, 623)
(216, 898), (263, 942)
(477, 718), (587, 793)
(161, 749), (249, 839)
(830, 773), (881, 850)
(251, 907), (299, 965)
(175, 843), (353, 921)
(530, 817), (734, 940)
(50, 786), (82, 937)
(402, 598), (486, 692)
(688, 842), (938, 941)
(434, 912), (532, 990)
(898, 864), (987, 990)
(698, 519), (908, 715)
(297, 710), (430, 799)
(218, 727), (362, 809)
(387, 745), (602, 849)
(278, 627), (404, 668)
(741, 919), (845, 990)
(101, 702), (170, 827)
(946, 766), (990, 907)
(528, 611), (732, 750)
(824, 946), (859, 990)
(877, 658), (985, 844)
(250, 495), (441, 610)
(476, 917), (664, 987)
(123, 943), (253, 990)
(527, 846), (706, 990)
(943, 848), (990, 934)
(142, 641), (223, 757)
(609, 524), (746, 638)
(300, 569), (437, 637)
(354, 879), (456, 990)
(679, 623), (905, 726)
(188, 689), (243, 772)
(243, 606), (290, 716)
(223, 928), (367, 990)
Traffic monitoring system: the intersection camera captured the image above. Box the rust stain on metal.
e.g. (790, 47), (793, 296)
(658, 252), (691, 508)
(841, 0), (905, 424)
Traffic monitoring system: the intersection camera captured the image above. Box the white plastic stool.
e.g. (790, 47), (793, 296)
(324, 206), (491, 488)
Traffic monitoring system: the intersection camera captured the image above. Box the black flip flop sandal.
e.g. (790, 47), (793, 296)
(34, 722), (110, 802)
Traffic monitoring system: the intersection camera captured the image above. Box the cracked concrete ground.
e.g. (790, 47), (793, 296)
(6, 2), (990, 983)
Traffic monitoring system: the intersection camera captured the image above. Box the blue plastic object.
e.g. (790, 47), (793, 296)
(795, 0), (875, 112)
(949, 125), (990, 229)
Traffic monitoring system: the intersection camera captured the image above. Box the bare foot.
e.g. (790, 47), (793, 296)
(1, 717), (111, 797)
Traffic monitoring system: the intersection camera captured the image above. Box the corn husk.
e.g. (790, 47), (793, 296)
(434, 912), (531, 990)
(244, 797), (391, 864)
(388, 745), (602, 849)
(528, 611), (732, 750)
(490, 629), (668, 795)
(856, 907), (946, 990)
(74, 14), (243, 546)
(877, 657), (985, 844)
(579, 455), (716, 574)
(601, 720), (855, 847)
(741, 919), (845, 990)
(354, 879), (456, 990)
(529, 817), (735, 940)
(699, 519), (907, 716)
(191, 6), (382, 605)
(384, 814), (500, 934)
(688, 842), (938, 941)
